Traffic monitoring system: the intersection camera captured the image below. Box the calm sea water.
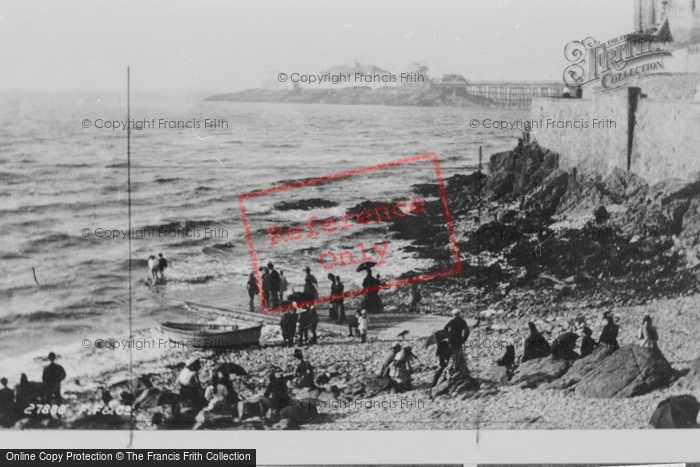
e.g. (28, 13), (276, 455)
(0, 90), (527, 367)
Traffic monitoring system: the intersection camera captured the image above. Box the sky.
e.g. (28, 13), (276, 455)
(0, 0), (633, 93)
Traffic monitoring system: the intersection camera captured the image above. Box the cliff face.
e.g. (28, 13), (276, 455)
(205, 86), (488, 107)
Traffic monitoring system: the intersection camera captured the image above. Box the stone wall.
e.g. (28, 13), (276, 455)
(631, 98), (700, 181)
(530, 96), (628, 174)
(531, 95), (700, 184)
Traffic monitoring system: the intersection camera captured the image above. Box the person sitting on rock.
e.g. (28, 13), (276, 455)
(260, 371), (290, 417)
(579, 326), (595, 358)
(204, 372), (228, 403)
(388, 346), (417, 391)
(637, 314), (659, 350)
(551, 331), (580, 360)
(598, 312), (620, 350)
(521, 322), (551, 363)
(495, 344), (516, 371)
(293, 349), (315, 388)
(178, 357), (205, 409)
(380, 343), (402, 377)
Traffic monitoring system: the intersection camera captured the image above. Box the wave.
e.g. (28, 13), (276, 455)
(139, 219), (221, 232)
(154, 177), (182, 184)
(0, 308), (103, 325)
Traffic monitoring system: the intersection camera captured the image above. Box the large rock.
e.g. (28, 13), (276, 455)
(672, 357), (700, 392)
(280, 399), (318, 423)
(575, 346), (674, 398)
(552, 346), (616, 389)
(511, 356), (573, 388)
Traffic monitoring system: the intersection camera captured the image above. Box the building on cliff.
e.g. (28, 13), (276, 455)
(531, 0), (700, 184)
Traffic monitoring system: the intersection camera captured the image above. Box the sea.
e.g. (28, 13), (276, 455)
(0, 90), (528, 378)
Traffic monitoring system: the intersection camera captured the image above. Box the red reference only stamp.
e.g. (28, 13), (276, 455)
(238, 152), (461, 314)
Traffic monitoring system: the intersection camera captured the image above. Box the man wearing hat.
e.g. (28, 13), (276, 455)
(303, 267), (318, 299)
(260, 266), (271, 307)
(444, 309), (469, 352)
(42, 352), (66, 404)
(268, 262), (281, 308)
(380, 342), (402, 377)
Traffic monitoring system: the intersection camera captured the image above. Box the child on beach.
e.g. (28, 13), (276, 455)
(358, 309), (370, 343)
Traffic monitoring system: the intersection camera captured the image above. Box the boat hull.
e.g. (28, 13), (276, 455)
(160, 322), (262, 349)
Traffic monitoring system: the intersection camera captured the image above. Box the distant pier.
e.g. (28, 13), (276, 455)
(434, 81), (565, 108)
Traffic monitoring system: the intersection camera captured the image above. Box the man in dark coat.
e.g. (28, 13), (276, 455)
(0, 377), (16, 428)
(42, 352), (66, 404)
(268, 262), (281, 308)
(444, 309), (469, 351)
(297, 308), (311, 346)
(521, 322), (551, 363)
(260, 371), (290, 417)
(281, 307), (298, 347)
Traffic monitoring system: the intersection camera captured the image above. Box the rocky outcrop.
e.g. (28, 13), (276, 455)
(672, 357), (700, 392)
(511, 356), (573, 389)
(574, 346), (674, 398)
(206, 87), (482, 107)
(552, 346), (617, 389)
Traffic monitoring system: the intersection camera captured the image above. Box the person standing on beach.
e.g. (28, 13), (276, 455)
(328, 274), (337, 322)
(246, 272), (259, 312)
(358, 310), (370, 343)
(444, 309), (469, 352)
(309, 306), (319, 345)
(297, 307), (311, 346)
(279, 271), (288, 301)
(0, 377), (15, 428)
(303, 267), (318, 299)
(361, 269), (383, 313)
(334, 275), (345, 324)
(158, 253), (168, 280)
(42, 352), (66, 404)
(260, 266), (271, 307)
(268, 262), (281, 308)
(409, 283), (422, 313)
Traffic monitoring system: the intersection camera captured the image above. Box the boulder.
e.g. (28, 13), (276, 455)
(280, 399), (318, 423)
(575, 346), (674, 398)
(672, 357), (700, 392)
(553, 346), (616, 389)
(511, 356), (573, 388)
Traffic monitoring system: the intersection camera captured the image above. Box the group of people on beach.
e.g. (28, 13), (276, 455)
(247, 262), (290, 310)
(501, 311), (660, 369)
(0, 352), (67, 428)
(147, 253), (168, 283)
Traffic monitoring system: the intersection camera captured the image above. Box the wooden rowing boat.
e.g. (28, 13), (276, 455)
(160, 322), (263, 349)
